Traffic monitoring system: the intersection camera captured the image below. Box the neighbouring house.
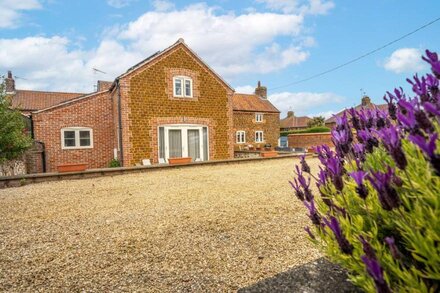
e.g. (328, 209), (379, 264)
(232, 82), (280, 150)
(325, 96), (388, 129)
(5, 39), (280, 173)
(280, 111), (311, 131)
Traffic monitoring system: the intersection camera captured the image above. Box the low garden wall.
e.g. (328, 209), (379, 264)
(288, 132), (334, 149)
(0, 159), (27, 177)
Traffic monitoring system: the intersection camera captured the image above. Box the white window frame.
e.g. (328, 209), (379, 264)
(61, 127), (93, 149)
(157, 124), (209, 162)
(236, 131), (246, 144)
(255, 113), (263, 123)
(255, 131), (264, 143)
(173, 76), (193, 98)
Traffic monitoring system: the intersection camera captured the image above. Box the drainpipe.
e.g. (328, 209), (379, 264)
(116, 79), (124, 166)
(30, 114), (34, 139)
(40, 141), (46, 173)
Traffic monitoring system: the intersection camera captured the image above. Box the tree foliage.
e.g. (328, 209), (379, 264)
(307, 116), (325, 128)
(0, 81), (32, 162)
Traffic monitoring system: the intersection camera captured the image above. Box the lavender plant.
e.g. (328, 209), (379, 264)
(290, 50), (440, 292)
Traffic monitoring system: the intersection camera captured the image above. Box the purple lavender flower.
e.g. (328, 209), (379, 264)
(367, 168), (401, 211)
(375, 108), (389, 129)
(361, 255), (391, 293)
(327, 157), (344, 191)
(377, 126), (407, 170)
(385, 236), (401, 260)
(304, 226), (316, 240)
(423, 102), (440, 117)
(304, 199), (321, 226)
(323, 216), (353, 255)
(296, 166), (314, 201)
(357, 129), (379, 153)
(359, 235), (376, 259)
(289, 179), (305, 201)
(407, 74), (429, 102)
(349, 171), (369, 199)
(422, 49), (440, 79)
(348, 108), (362, 130)
(300, 155), (311, 173)
(353, 143), (366, 162)
(332, 129), (351, 157)
(426, 74), (439, 103)
(409, 133), (440, 175)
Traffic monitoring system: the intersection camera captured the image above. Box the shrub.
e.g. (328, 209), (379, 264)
(280, 126), (331, 137)
(290, 50), (440, 292)
(108, 159), (121, 168)
(0, 81), (32, 163)
(307, 116), (325, 128)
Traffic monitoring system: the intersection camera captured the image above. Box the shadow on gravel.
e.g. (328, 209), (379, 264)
(238, 257), (363, 293)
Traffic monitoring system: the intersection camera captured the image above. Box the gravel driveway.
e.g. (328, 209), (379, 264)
(0, 158), (321, 292)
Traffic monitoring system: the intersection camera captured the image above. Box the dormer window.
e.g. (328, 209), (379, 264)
(173, 76), (193, 98)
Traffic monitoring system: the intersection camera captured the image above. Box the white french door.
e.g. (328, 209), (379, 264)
(158, 125), (208, 162)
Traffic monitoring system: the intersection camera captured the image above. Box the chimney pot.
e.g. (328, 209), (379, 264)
(255, 81), (267, 99)
(5, 71), (15, 94)
(287, 111), (294, 117)
(361, 96), (371, 106)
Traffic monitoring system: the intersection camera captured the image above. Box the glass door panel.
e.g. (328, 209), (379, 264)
(187, 129), (200, 161)
(168, 129), (182, 158)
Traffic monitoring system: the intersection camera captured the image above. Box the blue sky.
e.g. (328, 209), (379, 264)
(1, 0), (439, 118)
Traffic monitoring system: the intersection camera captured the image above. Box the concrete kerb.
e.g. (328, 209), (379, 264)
(0, 154), (305, 189)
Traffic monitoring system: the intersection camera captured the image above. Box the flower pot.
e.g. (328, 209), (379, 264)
(57, 163), (88, 173)
(168, 157), (192, 165)
(260, 151), (278, 158)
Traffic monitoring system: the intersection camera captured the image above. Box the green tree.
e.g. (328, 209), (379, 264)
(0, 81), (32, 163)
(307, 116), (325, 128)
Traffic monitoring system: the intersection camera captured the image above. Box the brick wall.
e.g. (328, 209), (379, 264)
(32, 92), (116, 172)
(119, 44), (234, 165)
(233, 111), (280, 149)
(287, 132), (334, 149)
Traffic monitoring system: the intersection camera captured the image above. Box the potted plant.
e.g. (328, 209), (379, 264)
(168, 157), (192, 165)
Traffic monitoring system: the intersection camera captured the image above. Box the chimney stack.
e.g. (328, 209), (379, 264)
(254, 81), (267, 99)
(287, 111), (294, 117)
(361, 96), (371, 106)
(5, 71), (15, 94)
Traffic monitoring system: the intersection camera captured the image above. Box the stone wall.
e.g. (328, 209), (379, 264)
(233, 111), (280, 149)
(288, 132), (334, 149)
(120, 43), (234, 165)
(0, 159), (26, 177)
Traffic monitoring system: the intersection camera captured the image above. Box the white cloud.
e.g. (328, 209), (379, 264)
(256, 0), (334, 15)
(383, 48), (427, 74)
(0, 2), (331, 91)
(152, 0), (175, 12)
(269, 91), (344, 116)
(0, 0), (41, 28)
(107, 0), (136, 8)
(235, 85), (255, 94)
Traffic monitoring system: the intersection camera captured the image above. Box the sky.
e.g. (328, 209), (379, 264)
(0, 0), (439, 118)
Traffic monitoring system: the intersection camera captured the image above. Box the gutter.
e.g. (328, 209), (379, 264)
(116, 79), (124, 166)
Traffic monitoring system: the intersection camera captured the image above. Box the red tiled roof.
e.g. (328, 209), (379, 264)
(325, 103), (388, 123)
(232, 93), (280, 113)
(11, 90), (84, 112)
(280, 115), (311, 128)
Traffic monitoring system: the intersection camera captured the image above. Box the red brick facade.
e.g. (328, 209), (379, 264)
(287, 132), (334, 149)
(32, 92), (115, 172)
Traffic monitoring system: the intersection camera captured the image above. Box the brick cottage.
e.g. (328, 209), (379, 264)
(5, 39), (280, 172)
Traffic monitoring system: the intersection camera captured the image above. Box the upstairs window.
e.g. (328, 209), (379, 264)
(255, 131), (264, 143)
(236, 131), (246, 144)
(61, 127), (93, 149)
(173, 76), (193, 98)
(255, 113), (263, 123)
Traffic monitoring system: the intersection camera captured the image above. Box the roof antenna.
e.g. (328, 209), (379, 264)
(92, 68), (107, 74)
(14, 75), (29, 81)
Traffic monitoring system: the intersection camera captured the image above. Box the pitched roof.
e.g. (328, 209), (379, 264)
(118, 38), (234, 92)
(232, 93), (280, 113)
(325, 102), (388, 123)
(11, 90), (84, 112)
(280, 115), (311, 128)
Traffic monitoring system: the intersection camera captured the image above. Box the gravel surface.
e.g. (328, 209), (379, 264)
(0, 158), (322, 292)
